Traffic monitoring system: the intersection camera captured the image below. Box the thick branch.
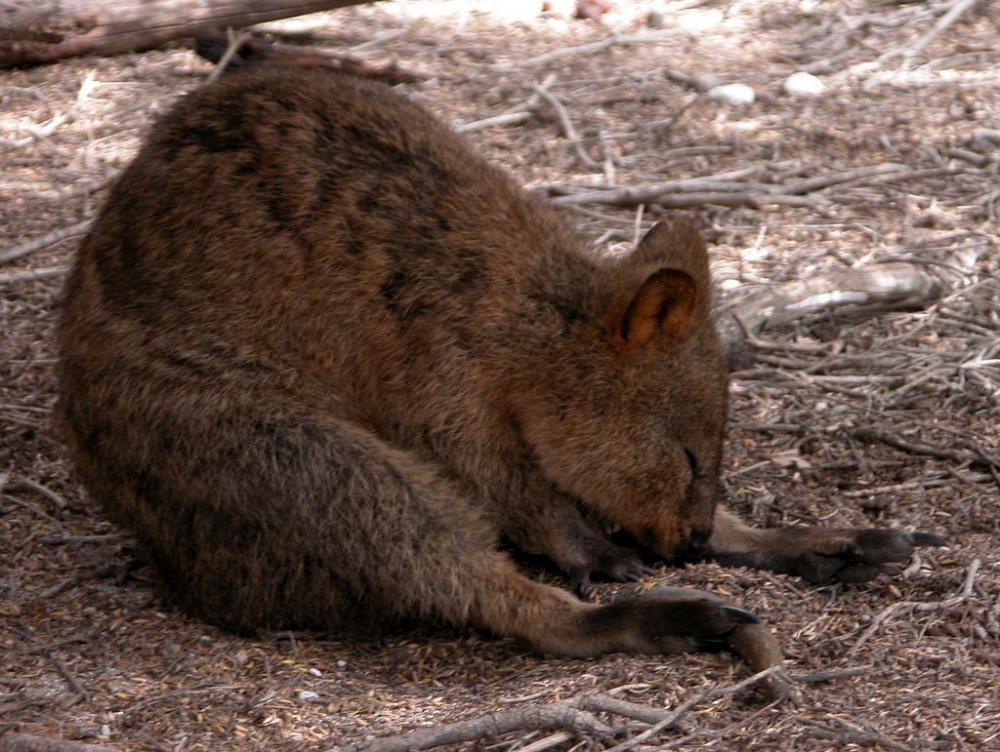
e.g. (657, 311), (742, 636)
(0, 0), (379, 66)
(336, 663), (791, 752)
(344, 703), (615, 752)
(724, 262), (945, 335)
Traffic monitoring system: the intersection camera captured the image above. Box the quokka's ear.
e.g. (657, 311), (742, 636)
(617, 217), (711, 348)
(618, 268), (698, 347)
(633, 218), (711, 290)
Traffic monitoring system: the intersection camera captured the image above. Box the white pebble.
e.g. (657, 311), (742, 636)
(336, 659), (347, 668)
(297, 690), (321, 702)
(308, 667), (322, 677)
(784, 71), (825, 97)
(707, 83), (756, 107)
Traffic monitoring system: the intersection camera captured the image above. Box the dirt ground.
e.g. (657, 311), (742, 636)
(2, 1), (999, 750)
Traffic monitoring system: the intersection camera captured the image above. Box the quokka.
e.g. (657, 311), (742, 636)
(57, 70), (943, 657)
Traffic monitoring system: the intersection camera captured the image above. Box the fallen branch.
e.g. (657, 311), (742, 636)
(0, 220), (91, 266)
(847, 558), (980, 659)
(545, 161), (963, 213)
(547, 167), (763, 206)
(0, 0), (379, 66)
(781, 164), (907, 195)
(455, 73), (556, 133)
(802, 715), (913, 752)
(335, 666), (790, 752)
(899, 0), (981, 71)
(339, 701), (616, 752)
(533, 82), (602, 170)
(41, 563), (121, 599)
(39, 533), (129, 545)
(555, 187), (819, 211)
(3, 477), (69, 512)
(0, 265), (69, 285)
(52, 658), (89, 706)
(723, 261), (946, 335)
(851, 427), (1000, 469)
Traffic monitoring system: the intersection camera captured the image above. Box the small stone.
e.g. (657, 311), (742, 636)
(707, 83), (755, 106)
(308, 667), (322, 677)
(784, 71), (825, 97)
(336, 659), (347, 669)
(297, 690), (321, 702)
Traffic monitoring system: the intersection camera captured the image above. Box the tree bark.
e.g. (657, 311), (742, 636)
(0, 0), (379, 66)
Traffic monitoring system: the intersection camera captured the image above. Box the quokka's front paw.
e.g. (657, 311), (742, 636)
(586, 587), (758, 654)
(781, 528), (947, 584)
(566, 537), (655, 597)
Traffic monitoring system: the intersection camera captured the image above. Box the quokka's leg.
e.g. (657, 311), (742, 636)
(705, 507), (946, 583)
(92, 403), (756, 655)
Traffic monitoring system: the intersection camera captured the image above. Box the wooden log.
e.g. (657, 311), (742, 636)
(725, 262), (945, 335)
(0, 0), (379, 67)
(717, 261), (948, 370)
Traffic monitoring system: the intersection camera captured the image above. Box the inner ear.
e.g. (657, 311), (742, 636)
(619, 269), (698, 347)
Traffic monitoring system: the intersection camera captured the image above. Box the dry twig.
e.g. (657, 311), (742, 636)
(0, 221), (90, 266)
(335, 668), (790, 752)
(847, 558), (981, 659)
(533, 82), (603, 170)
(899, 0), (983, 71)
(852, 427), (999, 468)
(3, 477), (68, 512)
(0, 265), (69, 285)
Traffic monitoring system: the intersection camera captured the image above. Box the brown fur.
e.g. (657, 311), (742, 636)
(57, 70), (942, 657)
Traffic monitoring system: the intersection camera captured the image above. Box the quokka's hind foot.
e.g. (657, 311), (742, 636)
(507, 582), (757, 657)
(579, 588), (757, 655)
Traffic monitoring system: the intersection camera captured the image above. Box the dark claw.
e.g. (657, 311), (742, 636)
(909, 532), (947, 547)
(723, 605), (760, 624)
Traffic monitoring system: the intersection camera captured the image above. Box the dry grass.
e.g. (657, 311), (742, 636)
(1, 1), (998, 750)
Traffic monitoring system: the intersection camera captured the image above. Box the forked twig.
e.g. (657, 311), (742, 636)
(335, 667), (790, 752)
